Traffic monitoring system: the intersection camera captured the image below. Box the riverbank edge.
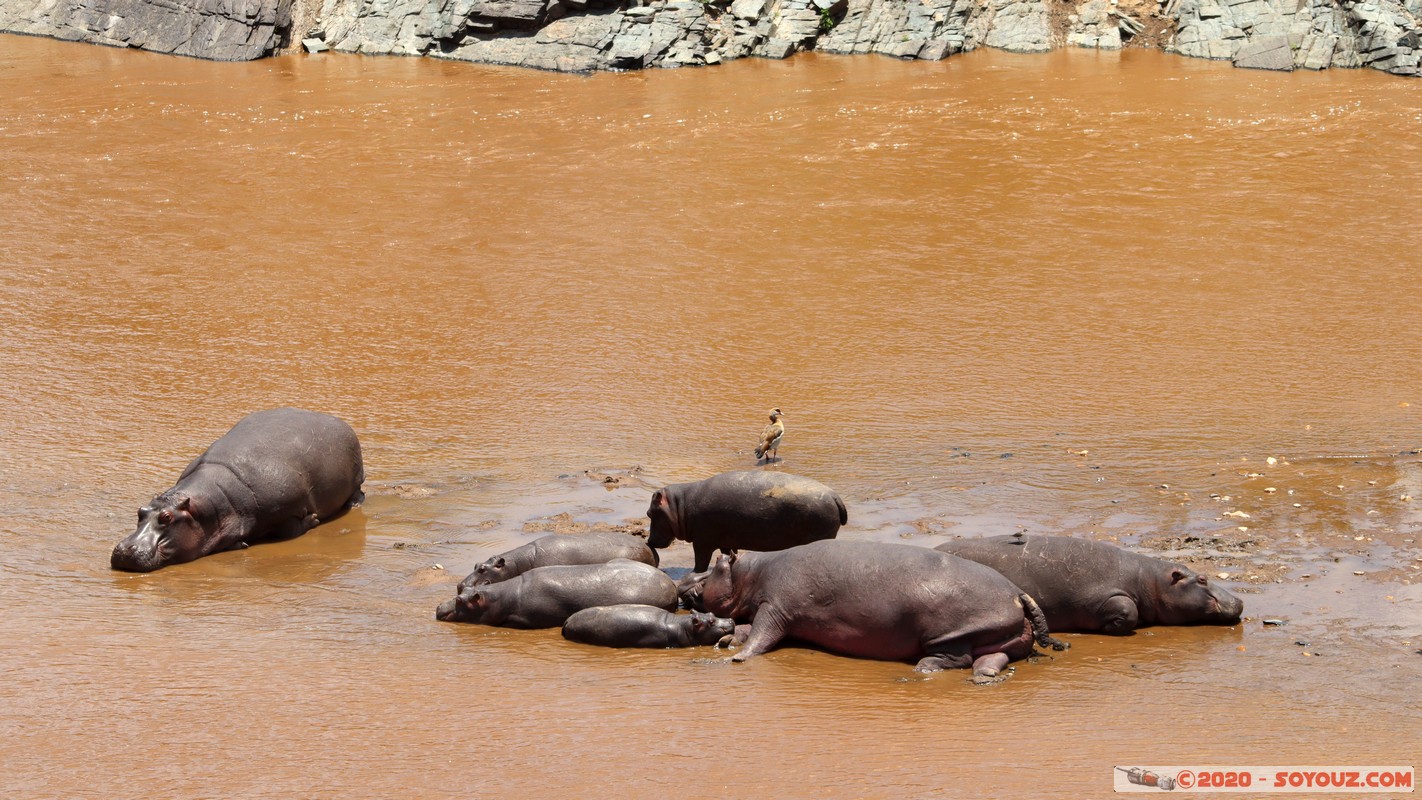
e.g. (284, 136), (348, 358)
(1, 0), (1418, 76)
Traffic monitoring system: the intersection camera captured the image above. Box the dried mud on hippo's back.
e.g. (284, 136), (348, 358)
(647, 470), (848, 571)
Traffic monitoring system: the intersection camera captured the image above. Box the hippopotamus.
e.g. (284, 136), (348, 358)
(935, 535), (1245, 634)
(458, 533), (658, 590)
(561, 604), (734, 648)
(435, 559), (677, 628)
(647, 470), (848, 572)
(701, 540), (1068, 682)
(111, 408), (364, 573)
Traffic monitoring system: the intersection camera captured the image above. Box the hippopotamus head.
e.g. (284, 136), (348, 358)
(435, 586), (487, 624)
(646, 489), (676, 550)
(459, 556), (513, 590)
(111, 494), (211, 572)
(676, 570), (709, 611)
(699, 553), (739, 617)
(1156, 566), (1245, 626)
(688, 610), (736, 645)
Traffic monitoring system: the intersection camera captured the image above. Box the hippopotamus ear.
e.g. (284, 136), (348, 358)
(494, 557), (506, 569)
(177, 495), (202, 520)
(652, 490), (667, 509)
(690, 613), (709, 632)
(1170, 568), (1189, 584)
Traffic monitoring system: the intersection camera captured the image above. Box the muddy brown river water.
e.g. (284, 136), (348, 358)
(2, 33), (1421, 797)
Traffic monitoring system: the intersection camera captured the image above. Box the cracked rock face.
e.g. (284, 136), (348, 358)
(0, 0), (292, 60)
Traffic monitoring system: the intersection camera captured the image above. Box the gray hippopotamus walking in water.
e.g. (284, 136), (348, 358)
(111, 408), (364, 572)
(458, 532), (658, 590)
(702, 540), (1068, 682)
(435, 559), (677, 628)
(935, 535), (1245, 634)
(647, 470), (848, 572)
(561, 604), (734, 648)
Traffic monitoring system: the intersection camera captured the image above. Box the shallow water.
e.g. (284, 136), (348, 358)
(2, 35), (1420, 797)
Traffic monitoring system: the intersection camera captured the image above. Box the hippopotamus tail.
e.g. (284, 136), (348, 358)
(1020, 593), (1070, 652)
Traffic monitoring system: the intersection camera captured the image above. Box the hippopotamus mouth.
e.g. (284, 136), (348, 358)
(1211, 595), (1244, 622)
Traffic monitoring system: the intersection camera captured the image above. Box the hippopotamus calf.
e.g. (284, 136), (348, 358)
(111, 408), (364, 572)
(702, 540), (1067, 682)
(561, 604), (734, 648)
(647, 470), (848, 572)
(435, 559), (677, 628)
(458, 532), (657, 590)
(935, 535), (1245, 634)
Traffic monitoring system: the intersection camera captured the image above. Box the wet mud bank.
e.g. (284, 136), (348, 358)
(2, 0), (1419, 75)
(393, 460), (1422, 652)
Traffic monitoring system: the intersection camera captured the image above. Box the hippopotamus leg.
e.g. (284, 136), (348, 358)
(1100, 595), (1140, 635)
(729, 606), (789, 663)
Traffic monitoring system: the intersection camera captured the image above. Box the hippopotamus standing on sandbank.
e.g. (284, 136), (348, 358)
(457, 532), (658, 590)
(561, 604), (734, 648)
(111, 408), (365, 572)
(435, 559), (677, 628)
(702, 540), (1068, 682)
(935, 535), (1244, 634)
(647, 470), (848, 572)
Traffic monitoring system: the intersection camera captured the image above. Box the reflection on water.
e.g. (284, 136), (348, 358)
(1, 35), (1421, 797)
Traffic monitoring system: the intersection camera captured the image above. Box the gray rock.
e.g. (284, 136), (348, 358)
(303, 37), (330, 51)
(730, 0), (766, 18)
(1232, 33), (1294, 68)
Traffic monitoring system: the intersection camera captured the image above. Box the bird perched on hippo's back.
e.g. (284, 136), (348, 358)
(754, 408), (785, 462)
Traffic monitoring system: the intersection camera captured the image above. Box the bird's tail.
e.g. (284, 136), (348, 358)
(754, 446), (766, 459)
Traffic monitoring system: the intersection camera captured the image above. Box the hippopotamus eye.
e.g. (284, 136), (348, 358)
(158, 510), (173, 525)
(1197, 575), (1208, 586)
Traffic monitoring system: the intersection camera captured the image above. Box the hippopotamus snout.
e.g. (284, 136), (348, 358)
(435, 592), (473, 622)
(1210, 585), (1245, 623)
(110, 517), (168, 573)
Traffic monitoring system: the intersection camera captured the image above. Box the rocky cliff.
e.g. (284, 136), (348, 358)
(0, 0), (291, 59)
(2, 0), (1418, 74)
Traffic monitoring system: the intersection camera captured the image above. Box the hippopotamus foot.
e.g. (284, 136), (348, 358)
(969, 652), (1011, 684)
(914, 650), (974, 673)
(717, 623), (753, 649)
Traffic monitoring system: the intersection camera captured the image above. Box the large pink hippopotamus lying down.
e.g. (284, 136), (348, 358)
(647, 470), (848, 572)
(111, 408), (365, 572)
(701, 540), (1068, 683)
(935, 535), (1244, 635)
